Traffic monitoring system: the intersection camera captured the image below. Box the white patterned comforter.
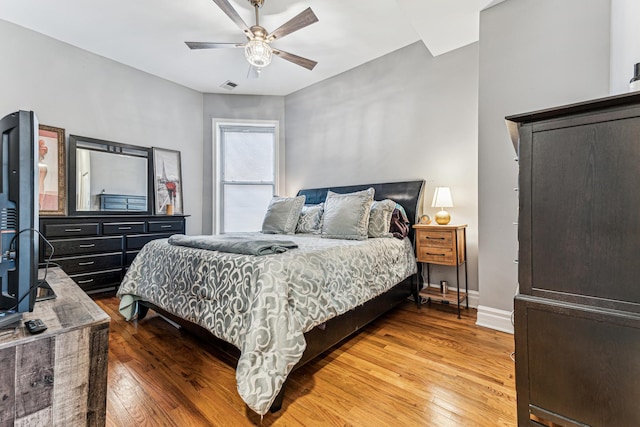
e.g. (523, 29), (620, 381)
(117, 232), (416, 415)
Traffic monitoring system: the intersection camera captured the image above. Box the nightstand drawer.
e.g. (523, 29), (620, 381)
(416, 230), (454, 248)
(418, 247), (456, 265)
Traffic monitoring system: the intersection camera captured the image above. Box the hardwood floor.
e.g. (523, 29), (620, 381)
(96, 296), (517, 426)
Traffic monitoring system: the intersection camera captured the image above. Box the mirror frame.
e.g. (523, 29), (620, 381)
(68, 134), (154, 216)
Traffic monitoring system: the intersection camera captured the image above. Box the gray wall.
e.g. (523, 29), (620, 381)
(477, 0), (611, 318)
(285, 41), (480, 293)
(202, 94), (285, 234)
(610, 0), (640, 94)
(0, 19), (204, 233)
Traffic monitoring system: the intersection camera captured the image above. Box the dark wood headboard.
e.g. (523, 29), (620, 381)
(297, 180), (425, 242)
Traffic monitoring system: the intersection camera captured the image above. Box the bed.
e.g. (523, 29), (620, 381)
(117, 180), (425, 415)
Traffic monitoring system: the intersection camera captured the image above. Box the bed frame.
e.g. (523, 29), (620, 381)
(136, 179), (425, 412)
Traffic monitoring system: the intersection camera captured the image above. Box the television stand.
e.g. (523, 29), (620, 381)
(0, 310), (22, 329)
(0, 267), (110, 426)
(35, 279), (56, 302)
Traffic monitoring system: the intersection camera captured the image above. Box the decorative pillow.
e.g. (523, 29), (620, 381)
(296, 203), (324, 234)
(394, 202), (408, 220)
(368, 199), (396, 238)
(261, 195), (306, 234)
(321, 188), (375, 240)
(390, 207), (410, 239)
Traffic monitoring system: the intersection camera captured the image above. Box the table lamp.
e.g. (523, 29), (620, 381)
(432, 187), (453, 225)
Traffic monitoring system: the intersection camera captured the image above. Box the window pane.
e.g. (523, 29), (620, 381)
(223, 184), (273, 232)
(223, 130), (274, 182)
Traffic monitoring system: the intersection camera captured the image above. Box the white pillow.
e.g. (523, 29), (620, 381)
(368, 199), (396, 238)
(261, 195), (306, 234)
(296, 203), (324, 234)
(321, 188), (374, 240)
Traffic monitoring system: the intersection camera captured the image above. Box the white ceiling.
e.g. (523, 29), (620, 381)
(0, 0), (500, 96)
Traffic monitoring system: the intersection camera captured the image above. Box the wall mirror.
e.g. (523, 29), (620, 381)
(68, 135), (153, 215)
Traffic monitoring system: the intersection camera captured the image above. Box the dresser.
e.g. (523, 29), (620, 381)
(507, 92), (640, 426)
(39, 214), (186, 293)
(98, 193), (147, 211)
(0, 268), (109, 426)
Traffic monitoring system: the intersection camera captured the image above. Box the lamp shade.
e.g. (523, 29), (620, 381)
(431, 187), (453, 208)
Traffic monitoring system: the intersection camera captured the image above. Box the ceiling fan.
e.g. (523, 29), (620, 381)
(186, 0), (319, 76)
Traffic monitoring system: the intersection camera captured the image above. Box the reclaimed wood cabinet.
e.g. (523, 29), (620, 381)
(507, 92), (640, 426)
(0, 268), (110, 426)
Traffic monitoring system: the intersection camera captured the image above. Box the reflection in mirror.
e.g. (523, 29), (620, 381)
(68, 135), (153, 215)
(75, 149), (148, 211)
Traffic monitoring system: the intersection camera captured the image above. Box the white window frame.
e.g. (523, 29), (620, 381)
(212, 118), (280, 234)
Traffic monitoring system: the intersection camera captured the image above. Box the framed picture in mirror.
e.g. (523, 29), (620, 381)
(153, 147), (183, 215)
(38, 124), (66, 215)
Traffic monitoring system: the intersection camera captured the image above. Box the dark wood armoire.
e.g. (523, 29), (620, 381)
(507, 92), (640, 427)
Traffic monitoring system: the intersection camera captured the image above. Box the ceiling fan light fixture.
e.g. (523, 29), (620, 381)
(244, 39), (273, 68)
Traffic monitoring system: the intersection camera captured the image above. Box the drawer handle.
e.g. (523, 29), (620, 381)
(118, 227), (132, 230)
(79, 243), (95, 248)
(65, 228), (83, 232)
(78, 261), (95, 266)
(160, 225), (172, 228)
(77, 278), (94, 284)
(426, 253), (446, 257)
(425, 237), (445, 240)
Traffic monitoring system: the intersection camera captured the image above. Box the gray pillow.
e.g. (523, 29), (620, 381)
(321, 188), (375, 240)
(368, 199), (396, 238)
(296, 203), (324, 234)
(261, 195), (306, 234)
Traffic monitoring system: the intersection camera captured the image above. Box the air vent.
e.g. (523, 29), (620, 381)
(220, 80), (238, 91)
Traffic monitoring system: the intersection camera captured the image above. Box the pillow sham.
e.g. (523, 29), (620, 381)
(321, 188), (375, 240)
(296, 203), (324, 234)
(261, 195), (306, 234)
(368, 199), (397, 238)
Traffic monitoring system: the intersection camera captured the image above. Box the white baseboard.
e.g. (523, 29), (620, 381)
(475, 305), (514, 334)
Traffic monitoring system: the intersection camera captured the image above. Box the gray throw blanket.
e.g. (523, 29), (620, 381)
(167, 234), (298, 256)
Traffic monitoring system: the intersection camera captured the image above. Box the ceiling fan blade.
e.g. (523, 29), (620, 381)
(272, 49), (317, 71)
(185, 41), (244, 49)
(267, 7), (318, 41)
(211, 0), (254, 37)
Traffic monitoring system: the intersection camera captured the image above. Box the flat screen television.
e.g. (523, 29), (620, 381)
(0, 110), (40, 328)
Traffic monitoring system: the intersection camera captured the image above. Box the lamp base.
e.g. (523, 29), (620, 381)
(435, 210), (451, 225)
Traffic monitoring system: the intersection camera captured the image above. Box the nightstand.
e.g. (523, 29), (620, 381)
(413, 224), (468, 318)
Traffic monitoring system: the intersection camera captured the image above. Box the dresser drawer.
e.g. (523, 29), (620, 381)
(103, 222), (145, 235)
(70, 269), (122, 292)
(417, 246), (456, 265)
(44, 223), (99, 238)
(127, 233), (173, 250)
(416, 230), (454, 248)
(45, 236), (123, 257)
(55, 252), (122, 274)
(125, 250), (140, 266)
(148, 220), (184, 233)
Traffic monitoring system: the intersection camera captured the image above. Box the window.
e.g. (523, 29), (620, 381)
(215, 121), (278, 233)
